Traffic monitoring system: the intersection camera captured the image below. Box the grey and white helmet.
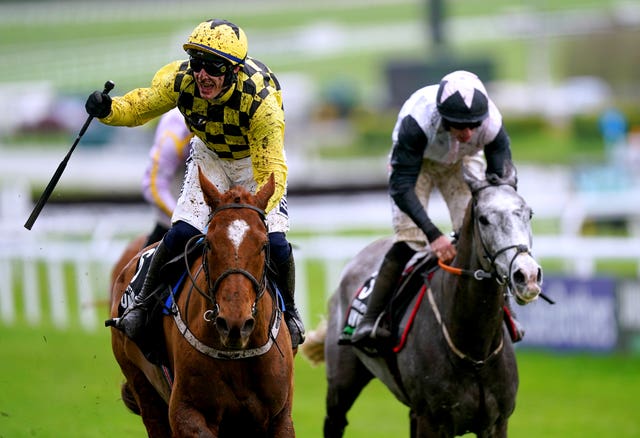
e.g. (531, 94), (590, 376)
(436, 70), (489, 124)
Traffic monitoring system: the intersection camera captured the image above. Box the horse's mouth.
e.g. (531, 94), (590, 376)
(513, 282), (542, 305)
(514, 293), (536, 305)
(215, 315), (255, 349)
(220, 336), (250, 350)
(511, 262), (543, 305)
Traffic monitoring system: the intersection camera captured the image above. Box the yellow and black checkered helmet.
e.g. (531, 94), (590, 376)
(183, 19), (248, 66)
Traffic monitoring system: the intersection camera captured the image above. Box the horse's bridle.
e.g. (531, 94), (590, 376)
(429, 183), (529, 366)
(200, 202), (270, 322)
(170, 202), (284, 359)
(440, 183), (532, 294)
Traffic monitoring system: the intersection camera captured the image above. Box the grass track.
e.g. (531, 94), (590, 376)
(1, 323), (638, 437)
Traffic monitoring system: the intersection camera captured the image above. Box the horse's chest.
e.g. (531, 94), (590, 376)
(424, 371), (514, 431)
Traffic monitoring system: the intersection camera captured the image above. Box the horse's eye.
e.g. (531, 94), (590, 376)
(478, 215), (489, 226)
(529, 209), (534, 220)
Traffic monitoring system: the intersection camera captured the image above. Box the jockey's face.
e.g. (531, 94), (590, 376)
(190, 56), (238, 100)
(193, 69), (228, 100)
(445, 120), (482, 143)
(450, 126), (476, 143)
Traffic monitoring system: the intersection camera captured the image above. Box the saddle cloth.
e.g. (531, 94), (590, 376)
(338, 253), (438, 352)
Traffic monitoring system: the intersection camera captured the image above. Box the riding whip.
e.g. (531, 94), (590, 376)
(24, 80), (115, 230)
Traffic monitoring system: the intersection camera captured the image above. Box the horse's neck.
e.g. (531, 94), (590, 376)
(440, 230), (505, 359)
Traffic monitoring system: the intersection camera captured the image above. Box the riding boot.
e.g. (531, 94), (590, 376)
(275, 251), (306, 349)
(503, 298), (525, 343)
(113, 241), (172, 341)
(350, 241), (415, 350)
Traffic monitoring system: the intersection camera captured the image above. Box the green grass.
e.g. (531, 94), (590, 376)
(512, 350), (640, 437)
(1, 322), (639, 437)
(0, 325), (144, 437)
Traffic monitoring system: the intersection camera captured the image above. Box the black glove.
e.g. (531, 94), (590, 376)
(85, 90), (112, 118)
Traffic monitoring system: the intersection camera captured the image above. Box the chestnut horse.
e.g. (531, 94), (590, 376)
(302, 162), (543, 437)
(109, 169), (295, 437)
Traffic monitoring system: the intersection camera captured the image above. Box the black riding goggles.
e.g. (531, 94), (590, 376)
(443, 119), (483, 131)
(190, 57), (231, 77)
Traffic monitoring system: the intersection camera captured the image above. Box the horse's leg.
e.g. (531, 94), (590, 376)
(112, 324), (170, 437)
(169, 396), (218, 438)
(125, 365), (171, 438)
(324, 349), (373, 438)
(268, 405), (295, 438)
(494, 420), (508, 438)
(413, 413), (451, 438)
(477, 419), (508, 438)
(410, 409), (417, 438)
(120, 381), (140, 415)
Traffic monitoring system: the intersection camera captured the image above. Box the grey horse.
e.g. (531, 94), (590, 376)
(302, 162), (543, 437)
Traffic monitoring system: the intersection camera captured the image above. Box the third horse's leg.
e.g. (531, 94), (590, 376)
(324, 349), (373, 438)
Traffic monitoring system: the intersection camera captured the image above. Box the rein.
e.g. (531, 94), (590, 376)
(428, 181), (530, 366)
(426, 286), (503, 367)
(431, 250), (525, 366)
(438, 242), (531, 291)
(432, 259), (507, 366)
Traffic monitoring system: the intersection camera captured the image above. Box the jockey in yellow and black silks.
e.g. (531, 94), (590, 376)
(88, 18), (305, 349)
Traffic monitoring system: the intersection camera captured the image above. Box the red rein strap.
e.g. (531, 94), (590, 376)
(392, 284), (427, 353)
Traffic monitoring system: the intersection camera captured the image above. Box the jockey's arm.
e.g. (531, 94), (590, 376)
(248, 91), (287, 214)
(389, 115), (443, 243)
(101, 62), (181, 127)
(484, 126), (513, 178)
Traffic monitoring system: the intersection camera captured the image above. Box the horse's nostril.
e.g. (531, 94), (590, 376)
(215, 317), (229, 334)
(513, 270), (525, 285)
(242, 318), (255, 337)
(537, 268), (543, 284)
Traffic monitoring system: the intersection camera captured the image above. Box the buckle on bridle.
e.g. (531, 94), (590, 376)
(473, 269), (493, 280)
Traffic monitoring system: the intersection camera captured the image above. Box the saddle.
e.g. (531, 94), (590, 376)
(113, 242), (205, 365)
(338, 252), (439, 352)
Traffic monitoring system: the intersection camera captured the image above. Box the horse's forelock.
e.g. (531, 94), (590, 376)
(485, 173), (517, 191)
(470, 172), (517, 198)
(220, 186), (251, 205)
(486, 173), (502, 186)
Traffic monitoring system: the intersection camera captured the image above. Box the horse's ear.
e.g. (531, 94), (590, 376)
(488, 160), (518, 189)
(470, 161), (519, 191)
(462, 165), (485, 193)
(255, 174), (275, 211)
(502, 160), (518, 189)
(198, 165), (222, 209)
